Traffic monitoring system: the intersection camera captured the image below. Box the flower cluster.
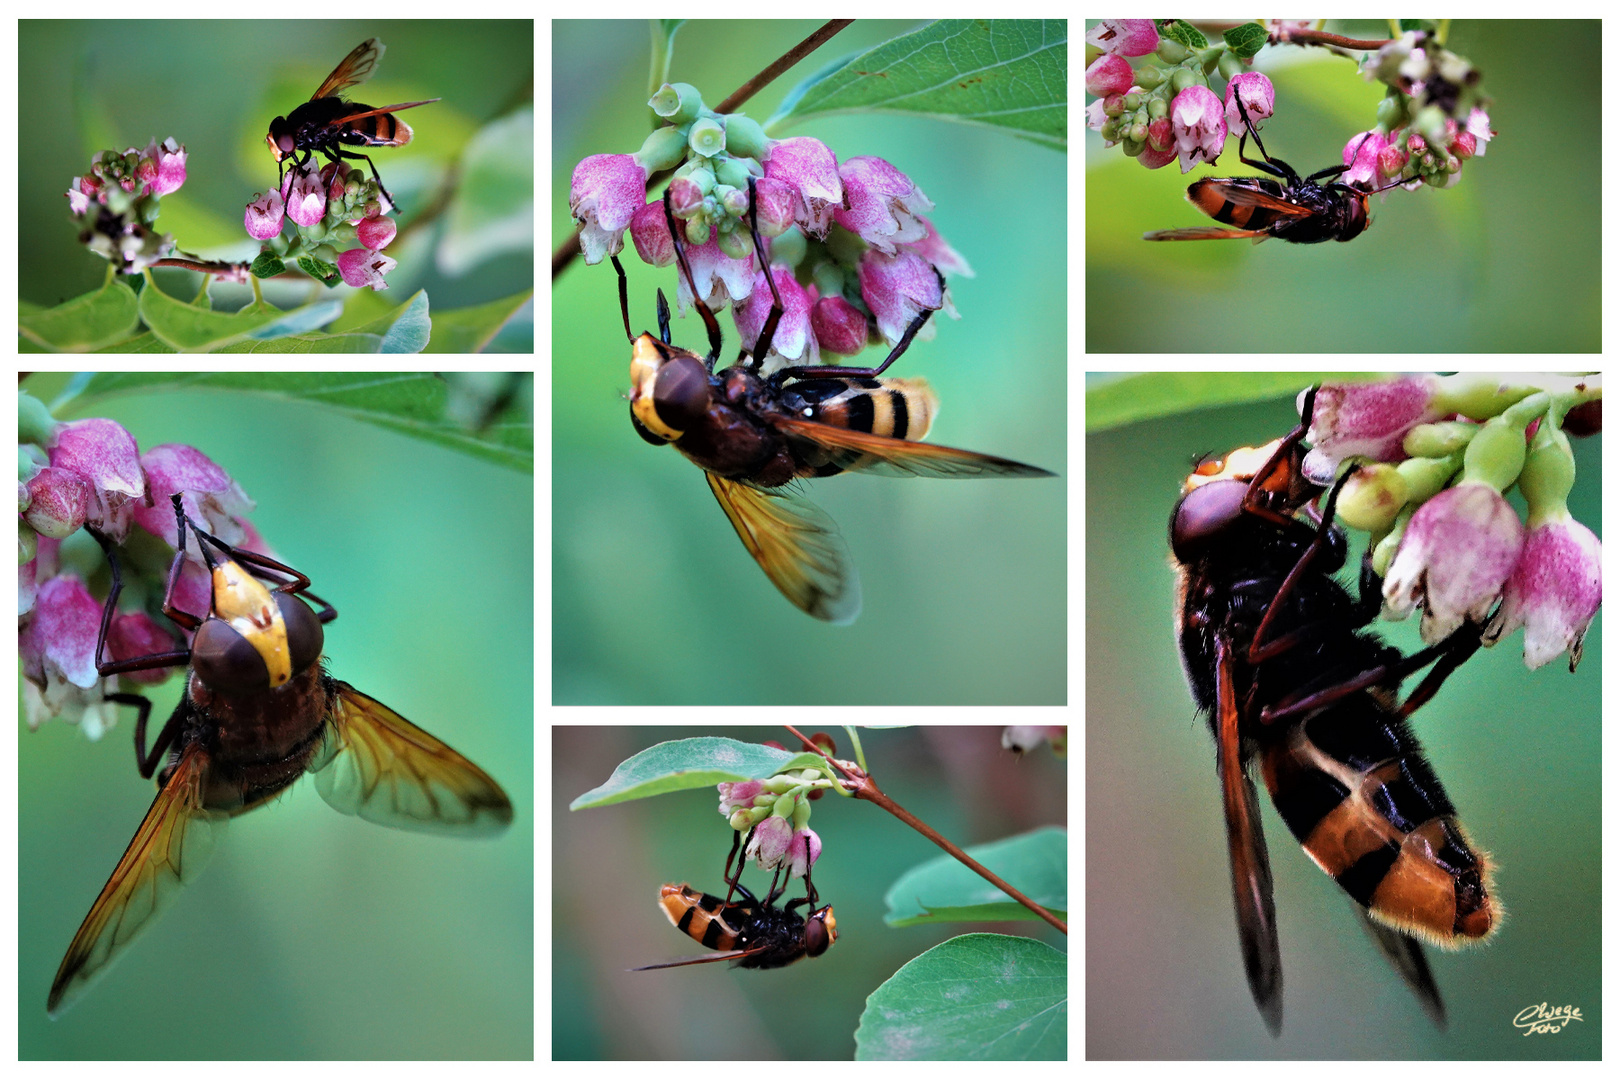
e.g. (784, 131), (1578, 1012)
(569, 82), (971, 373)
(715, 760), (836, 881)
(245, 159), (402, 290)
(19, 392), (265, 734)
(1302, 375), (1601, 671)
(64, 138), (188, 274)
(1085, 19), (1491, 189)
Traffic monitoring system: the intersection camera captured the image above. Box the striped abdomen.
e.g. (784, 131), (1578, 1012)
(784, 376), (937, 477)
(1259, 696), (1497, 946)
(656, 883), (745, 951)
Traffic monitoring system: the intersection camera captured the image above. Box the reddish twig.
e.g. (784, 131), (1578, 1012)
(787, 726), (1068, 935)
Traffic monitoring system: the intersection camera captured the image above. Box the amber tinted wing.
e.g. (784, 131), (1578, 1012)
(313, 38), (384, 100)
(311, 683), (513, 835)
(47, 747), (225, 1017)
(1143, 227), (1272, 242)
(631, 949), (762, 971)
(1215, 635), (1283, 1036)
(1194, 179), (1316, 216)
(771, 415), (1055, 480)
(705, 472), (860, 624)
(1357, 907), (1447, 1028)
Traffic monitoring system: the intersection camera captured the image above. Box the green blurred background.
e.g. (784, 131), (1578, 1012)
(18, 374), (533, 1058)
(553, 20), (1068, 704)
(19, 19), (532, 319)
(1085, 20), (1601, 351)
(553, 726), (1068, 1059)
(1086, 378), (1600, 1058)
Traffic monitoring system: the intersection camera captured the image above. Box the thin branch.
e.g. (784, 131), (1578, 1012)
(787, 726), (1068, 935)
(1277, 28), (1392, 51)
(716, 20), (854, 114)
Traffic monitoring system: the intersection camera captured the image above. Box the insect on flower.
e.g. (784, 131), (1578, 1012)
(265, 37), (439, 212)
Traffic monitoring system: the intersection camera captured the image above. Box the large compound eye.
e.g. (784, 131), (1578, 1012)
(190, 618), (271, 695)
(277, 592), (324, 674)
(651, 356), (711, 433)
(1170, 479), (1249, 562)
(803, 906), (837, 957)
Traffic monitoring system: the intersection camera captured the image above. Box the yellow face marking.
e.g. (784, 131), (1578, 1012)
(211, 558), (292, 687)
(629, 334), (683, 441)
(1183, 438), (1286, 492)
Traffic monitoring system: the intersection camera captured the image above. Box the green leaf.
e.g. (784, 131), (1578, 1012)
(1162, 20), (1208, 50)
(18, 279), (142, 351)
(1085, 372), (1383, 433)
(570, 736), (830, 809)
(884, 825), (1066, 926)
(423, 288), (533, 353)
(854, 934), (1067, 1060)
(771, 19), (1066, 150)
(55, 371), (532, 472)
(136, 283), (293, 352)
(1223, 22), (1268, 58)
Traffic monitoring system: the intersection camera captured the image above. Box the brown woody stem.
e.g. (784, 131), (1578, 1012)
(786, 726), (1068, 935)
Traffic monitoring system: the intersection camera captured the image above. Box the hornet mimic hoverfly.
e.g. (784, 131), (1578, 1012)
(634, 828), (836, 970)
(611, 180), (1057, 623)
(1170, 388), (1496, 1035)
(47, 492), (512, 1016)
(265, 37), (439, 212)
(1144, 97), (1413, 244)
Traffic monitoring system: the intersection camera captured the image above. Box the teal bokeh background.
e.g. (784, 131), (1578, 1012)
(553, 20), (1068, 704)
(553, 726), (1068, 1059)
(19, 375), (533, 1058)
(1085, 20), (1601, 352)
(1086, 388), (1600, 1058)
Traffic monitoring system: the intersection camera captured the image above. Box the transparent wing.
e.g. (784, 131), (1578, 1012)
(47, 747), (225, 1017)
(705, 472), (860, 624)
(771, 415), (1055, 480)
(313, 38), (384, 100)
(311, 682), (513, 836)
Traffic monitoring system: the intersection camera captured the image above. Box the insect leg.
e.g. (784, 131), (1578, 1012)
(740, 175), (785, 370)
(86, 528), (193, 680)
(770, 267), (947, 382)
(659, 185), (723, 370)
(133, 695), (187, 779)
(721, 828), (747, 905)
(1245, 466), (1358, 665)
(1233, 96), (1298, 184)
(1258, 624), (1482, 727)
(330, 147), (400, 213)
(1215, 632), (1284, 1036)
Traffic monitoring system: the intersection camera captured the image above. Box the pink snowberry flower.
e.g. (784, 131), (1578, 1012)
(569, 153), (649, 264)
(1383, 483), (1524, 643)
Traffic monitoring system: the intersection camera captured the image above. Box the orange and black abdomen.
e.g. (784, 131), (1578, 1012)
(656, 883), (744, 951)
(1186, 178), (1291, 231)
(782, 376), (937, 478)
(343, 106), (412, 147)
(1258, 695), (1497, 946)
